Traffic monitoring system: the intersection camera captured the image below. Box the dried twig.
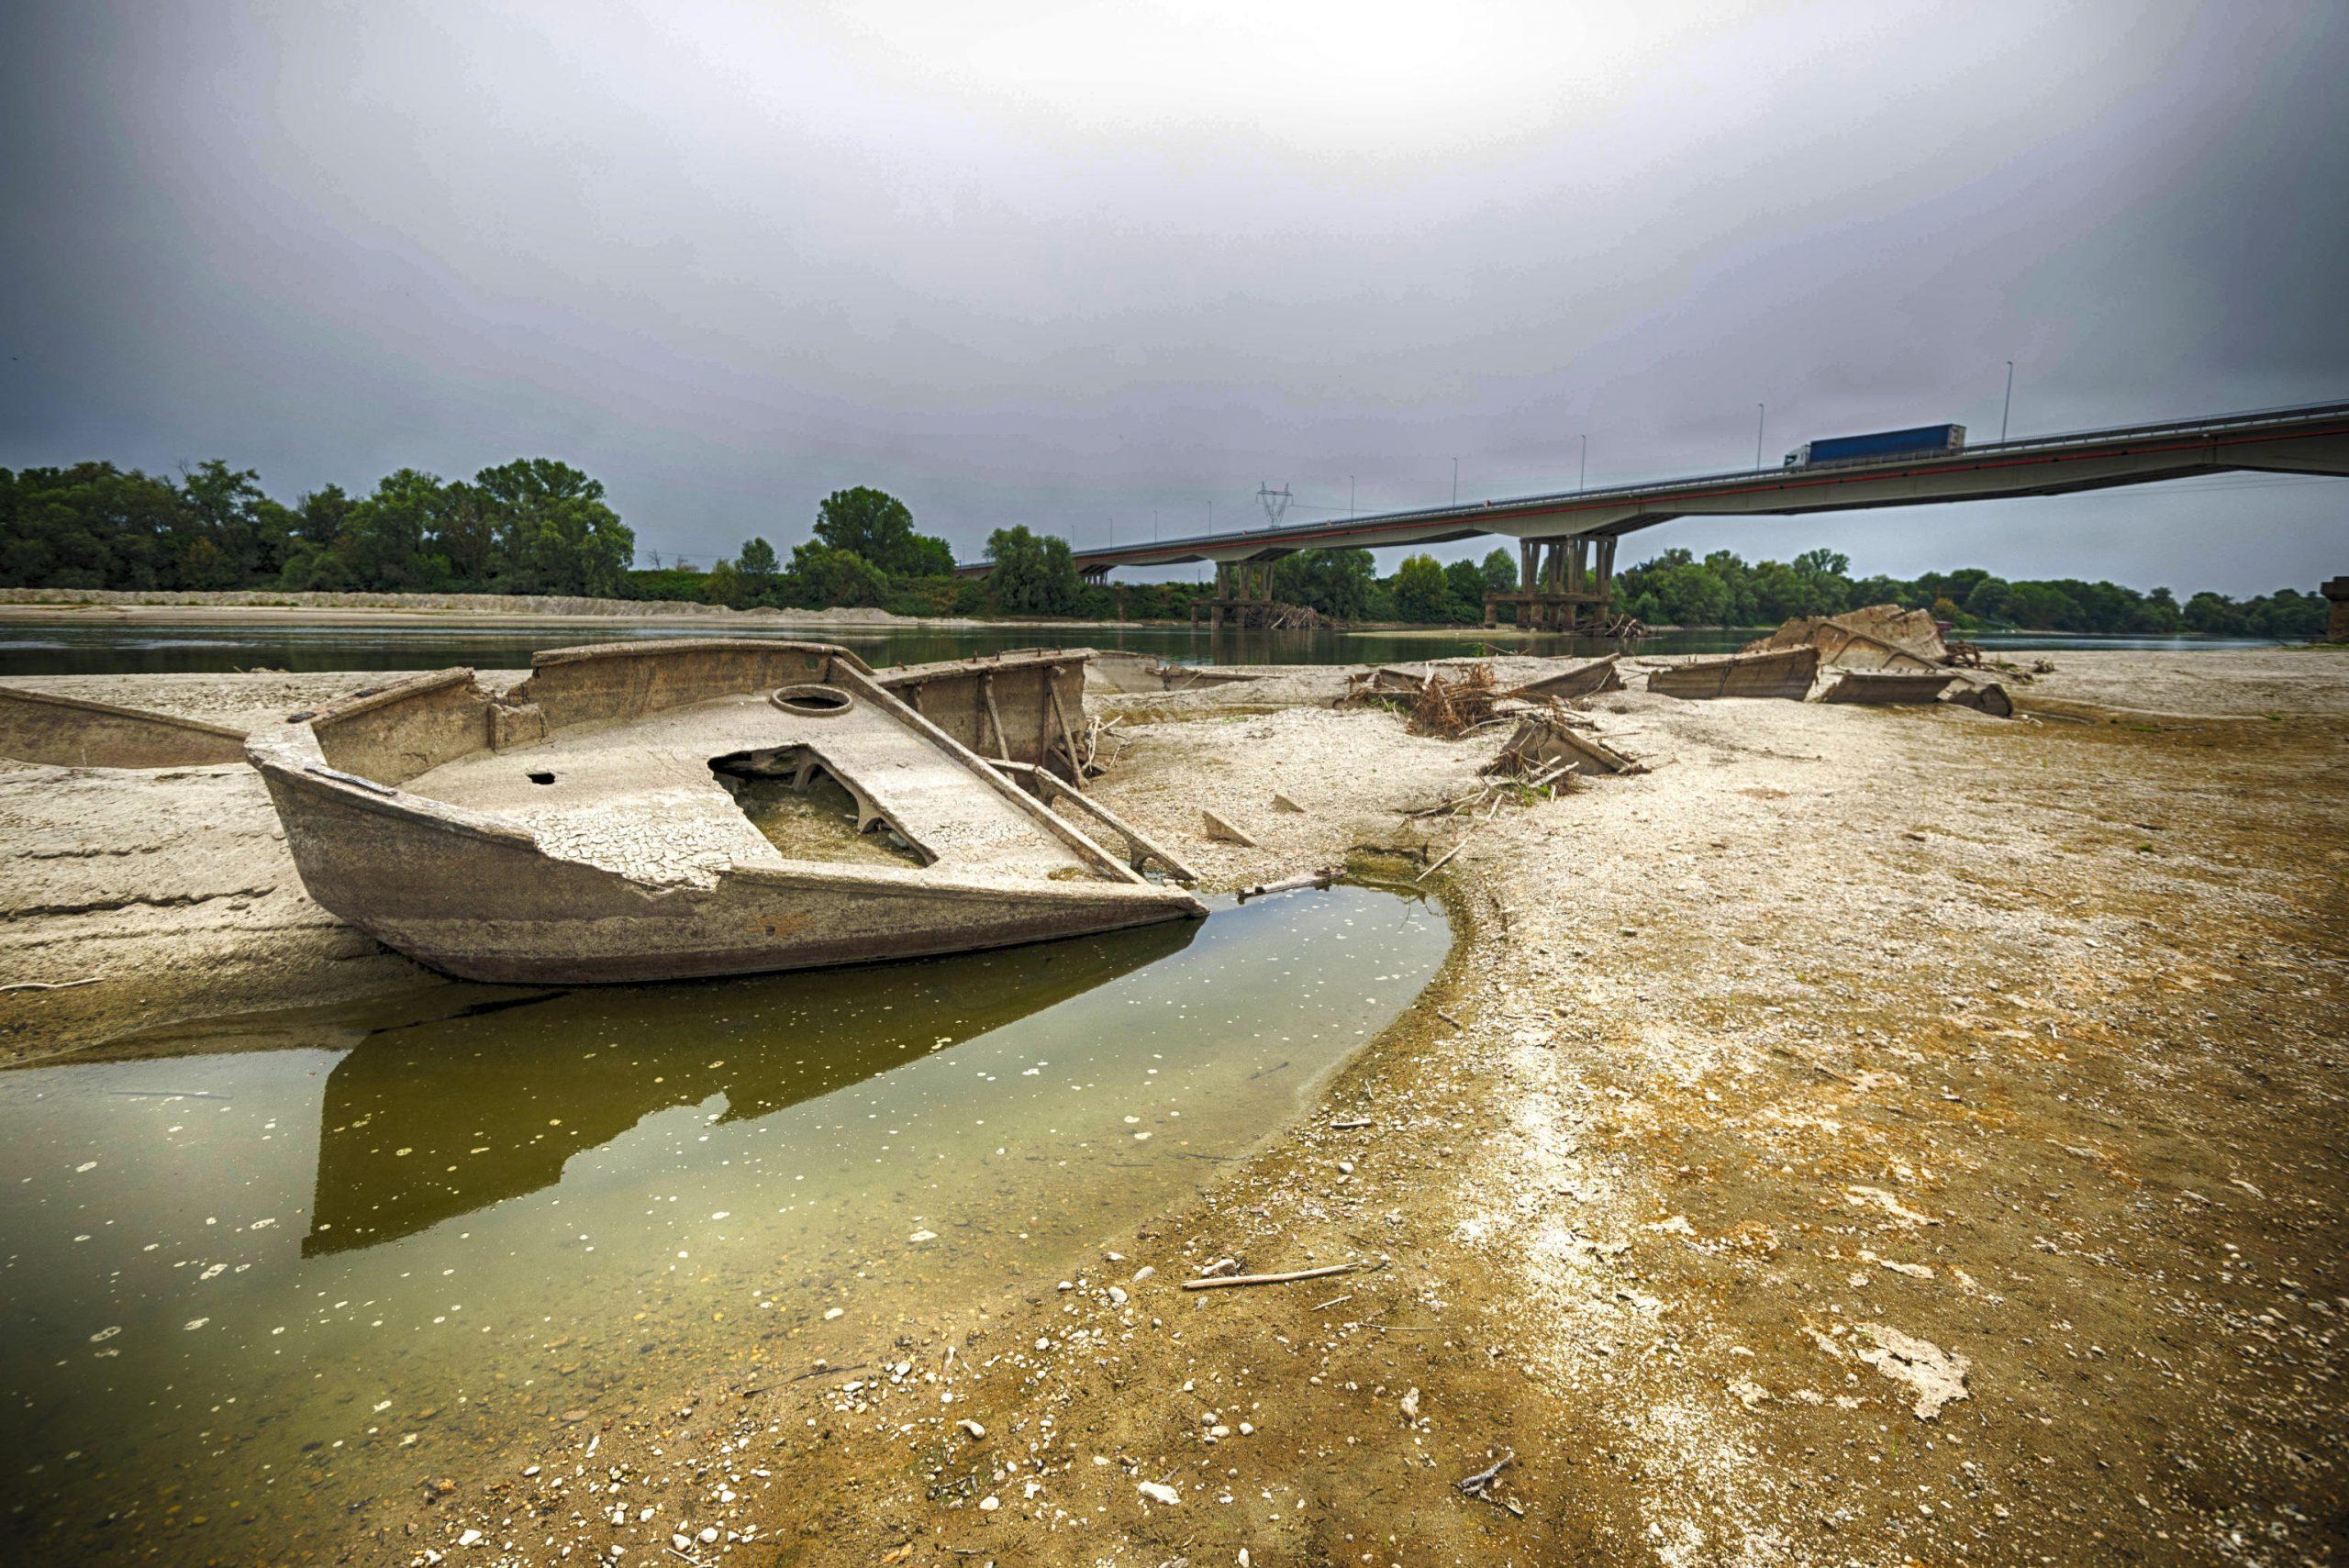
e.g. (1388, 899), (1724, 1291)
(1456, 1449), (1517, 1496)
(1181, 1262), (1360, 1292)
(1, 975), (102, 993)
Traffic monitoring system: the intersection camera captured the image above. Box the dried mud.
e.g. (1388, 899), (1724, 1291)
(2, 649), (2344, 1565)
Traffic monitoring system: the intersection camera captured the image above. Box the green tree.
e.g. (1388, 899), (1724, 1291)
(343, 469), (450, 590)
(2181, 591), (2240, 634)
(702, 558), (743, 606)
(474, 459), (634, 596)
(294, 484), (353, 547)
(1704, 550), (1758, 623)
(1480, 548), (1519, 594)
(1963, 576), (2011, 622)
(2003, 581), (2080, 629)
(1443, 558), (1486, 618)
(813, 487), (956, 577)
(1647, 561), (1731, 626)
(433, 482), (498, 586)
(782, 542), (888, 607)
(1273, 549), (1376, 619)
(175, 461), (270, 584)
(738, 537), (780, 595)
(2243, 588), (2325, 639)
(984, 525), (1081, 614)
(1393, 554), (1452, 622)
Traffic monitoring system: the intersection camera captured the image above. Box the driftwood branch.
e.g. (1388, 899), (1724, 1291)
(1456, 1449), (1517, 1496)
(1, 975), (102, 993)
(1238, 867), (1342, 901)
(1180, 1262), (1360, 1292)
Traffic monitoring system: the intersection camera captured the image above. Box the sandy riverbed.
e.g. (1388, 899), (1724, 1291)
(3, 647), (2344, 1564)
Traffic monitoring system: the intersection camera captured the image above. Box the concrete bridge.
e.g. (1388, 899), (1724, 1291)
(957, 400), (2349, 628)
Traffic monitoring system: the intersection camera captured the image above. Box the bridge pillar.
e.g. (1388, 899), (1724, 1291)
(1486, 534), (1618, 631)
(1197, 558), (1284, 632)
(2324, 576), (2349, 642)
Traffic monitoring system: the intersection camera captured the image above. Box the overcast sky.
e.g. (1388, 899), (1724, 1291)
(4, 0), (2344, 595)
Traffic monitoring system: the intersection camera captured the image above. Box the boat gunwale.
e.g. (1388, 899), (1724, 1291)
(247, 641), (1200, 912)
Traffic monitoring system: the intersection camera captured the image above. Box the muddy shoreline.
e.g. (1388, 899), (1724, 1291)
(3, 648), (2344, 1564)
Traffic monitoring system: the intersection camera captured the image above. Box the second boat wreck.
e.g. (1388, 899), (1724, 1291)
(245, 639), (1204, 984)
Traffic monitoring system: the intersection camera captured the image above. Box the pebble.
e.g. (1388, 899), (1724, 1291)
(1138, 1481), (1181, 1506)
(979, 1495), (1000, 1512)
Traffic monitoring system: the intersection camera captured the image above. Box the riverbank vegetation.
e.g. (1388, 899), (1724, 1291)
(1609, 547), (2329, 639)
(1, 461), (2325, 635)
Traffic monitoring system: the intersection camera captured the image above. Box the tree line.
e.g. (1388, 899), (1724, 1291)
(1, 459), (2324, 636)
(1608, 548), (2330, 638)
(0, 459), (637, 597)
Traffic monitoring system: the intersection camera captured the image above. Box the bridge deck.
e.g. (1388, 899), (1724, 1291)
(955, 399), (2349, 577)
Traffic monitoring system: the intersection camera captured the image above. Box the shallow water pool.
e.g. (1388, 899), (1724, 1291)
(0, 884), (1447, 1560)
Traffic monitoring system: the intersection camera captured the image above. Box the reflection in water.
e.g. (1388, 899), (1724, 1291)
(303, 919), (1195, 1255)
(0, 886), (1444, 1563)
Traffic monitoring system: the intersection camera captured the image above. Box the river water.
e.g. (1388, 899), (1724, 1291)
(0, 619), (2279, 679)
(0, 885), (1448, 1562)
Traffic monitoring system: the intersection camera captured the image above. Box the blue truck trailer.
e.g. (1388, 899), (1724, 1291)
(1784, 422), (1965, 469)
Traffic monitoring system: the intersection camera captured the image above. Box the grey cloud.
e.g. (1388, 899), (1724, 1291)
(2, 0), (2343, 594)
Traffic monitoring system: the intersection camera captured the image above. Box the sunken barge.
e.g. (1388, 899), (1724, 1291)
(245, 640), (1203, 984)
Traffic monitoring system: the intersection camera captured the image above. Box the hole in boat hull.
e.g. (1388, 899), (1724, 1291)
(709, 744), (928, 867)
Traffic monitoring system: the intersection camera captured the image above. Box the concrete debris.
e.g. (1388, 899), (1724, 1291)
(1940, 679), (2014, 717)
(1747, 604), (1951, 669)
(1199, 808), (1260, 847)
(1818, 669), (2014, 717)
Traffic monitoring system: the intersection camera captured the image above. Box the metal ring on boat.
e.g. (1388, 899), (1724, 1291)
(770, 683), (854, 718)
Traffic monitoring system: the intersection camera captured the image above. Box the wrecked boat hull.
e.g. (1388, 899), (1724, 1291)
(249, 639), (1205, 984)
(1646, 645), (1820, 700)
(257, 765), (1195, 982)
(0, 684), (248, 768)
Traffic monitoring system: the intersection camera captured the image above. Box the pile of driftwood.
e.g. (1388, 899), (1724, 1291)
(1221, 600), (1340, 630)
(1484, 710), (1643, 779)
(1408, 662), (1500, 738)
(1339, 662), (1505, 739)
(1586, 612), (1648, 639)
